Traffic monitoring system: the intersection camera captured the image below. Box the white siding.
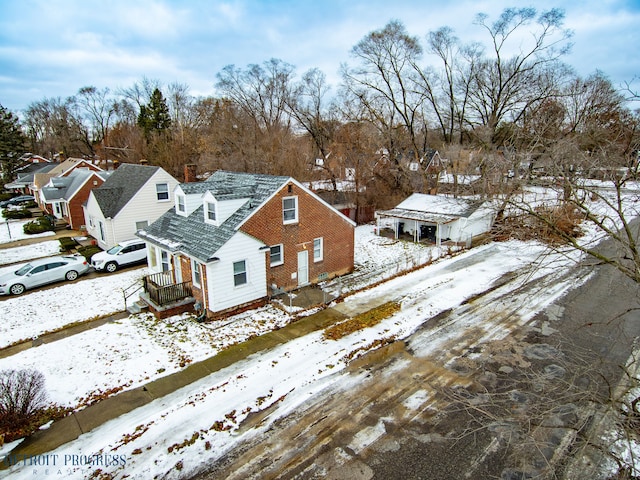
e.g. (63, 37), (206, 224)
(110, 169), (179, 248)
(83, 193), (115, 249)
(176, 185), (204, 217)
(203, 192), (248, 225)
(205, 232), (266, 313)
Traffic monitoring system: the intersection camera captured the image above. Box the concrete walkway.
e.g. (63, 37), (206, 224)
(2, 307), (349, 466)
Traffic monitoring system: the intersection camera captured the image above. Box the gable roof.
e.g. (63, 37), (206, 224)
(92, 163), (161, 218)
(41, 169), (110, 202)
(378, 193), (485, 224)
(138, 170), (290, 263)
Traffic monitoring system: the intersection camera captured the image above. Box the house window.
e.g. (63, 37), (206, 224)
(156, 183), (169, 201)
(98, 221), (105, 242)
(283, 196), (298, 224)
(192, 259), (201, 287)
(313, 237), (323, 262)
(176, 194), (186, 213)
(270, 244), (283, 267)
(233, 260), (247, 286)
(161, 251), (170, 272)
(135, 220), (148, 231)
(205, 201), (216, 223)
(149, 245), (157, 268)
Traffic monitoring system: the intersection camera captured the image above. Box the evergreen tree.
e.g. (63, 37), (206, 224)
(0, 104), (26, 183)
(137, 88), (171, 136)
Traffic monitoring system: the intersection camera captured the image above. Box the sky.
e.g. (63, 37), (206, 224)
(0, 0), (639, 114)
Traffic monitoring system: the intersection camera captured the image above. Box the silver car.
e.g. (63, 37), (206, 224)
(0, 255), (90, 295)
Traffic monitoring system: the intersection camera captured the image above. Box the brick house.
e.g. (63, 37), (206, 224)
(136, 170), (356, 319)
(40, 168), (111, 229)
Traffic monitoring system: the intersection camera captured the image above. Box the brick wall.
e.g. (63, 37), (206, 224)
(241, 181), (354, 292)
(67, 176), (105, 229)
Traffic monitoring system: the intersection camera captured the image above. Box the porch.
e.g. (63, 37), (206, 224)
(136, 270), (195, 319)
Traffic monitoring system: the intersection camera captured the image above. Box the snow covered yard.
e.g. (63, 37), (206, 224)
(0, 214), (55, 245)
(1, 183), (639, 480)
(0, 224), (440, 408)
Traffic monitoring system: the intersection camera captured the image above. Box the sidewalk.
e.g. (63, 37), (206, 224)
(2, 306), (350, 465)
(0, 228), (84, 250)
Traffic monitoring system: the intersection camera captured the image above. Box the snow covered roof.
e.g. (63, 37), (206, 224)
(377, 193), (485, 224)
(138, 171), (290, 263)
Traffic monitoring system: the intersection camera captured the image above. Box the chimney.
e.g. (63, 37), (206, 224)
(184, 164), (198, 183)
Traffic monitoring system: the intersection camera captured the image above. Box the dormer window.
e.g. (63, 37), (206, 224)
(176, 194), (186, 213)
(204, 201), (217, 225)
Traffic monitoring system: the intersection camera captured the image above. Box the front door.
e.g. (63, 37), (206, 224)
(297, 250), (309, 286)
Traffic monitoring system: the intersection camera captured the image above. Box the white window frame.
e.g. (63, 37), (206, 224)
(149, 245), (158, 269)
(313, 237), (323, 262)
(204, 201), (217, 225)
(176, 194), (186, 213)
(161, 250), (170, 272)
(192, 259), (201, 287)
(135, 220), (148, 231)
(282, 196), (298, 224)
(156, 183), (169, 201)
(233, 260), (247, 287)
(270, 244), (284, 267)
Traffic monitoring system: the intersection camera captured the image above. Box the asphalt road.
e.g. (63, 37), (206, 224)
(190, 244), (640, 479)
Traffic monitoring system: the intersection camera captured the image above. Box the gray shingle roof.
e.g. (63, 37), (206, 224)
(138, 170), (289, 263)
(92, 163), (160, 218)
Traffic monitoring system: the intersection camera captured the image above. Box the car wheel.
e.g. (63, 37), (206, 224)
(65, 270), (78, 281)
(10, 284), (25, 295)
(105, 262), (118, 273)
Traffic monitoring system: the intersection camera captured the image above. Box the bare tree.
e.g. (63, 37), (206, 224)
(467, 7), (573, 147)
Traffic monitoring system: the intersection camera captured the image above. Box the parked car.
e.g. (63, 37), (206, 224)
(0, 195), (35, 208)
(91, 239), (147, 273)
(0, 255), (90, 295)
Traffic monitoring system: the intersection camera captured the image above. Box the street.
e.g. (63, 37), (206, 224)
(192, 246), (640, 479)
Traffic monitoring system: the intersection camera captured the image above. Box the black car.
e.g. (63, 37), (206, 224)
(0, 195), (35, 208)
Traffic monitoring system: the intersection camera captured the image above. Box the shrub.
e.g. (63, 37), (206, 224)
(23, 216), (53, 234)
(77, 245), (102, 261)
(58, 236), (78, 252)
(2, 208), (32, 219)
(0, 369), (48, 441)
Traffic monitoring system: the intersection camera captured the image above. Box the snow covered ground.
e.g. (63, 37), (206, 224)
(0, 185), (639, 479)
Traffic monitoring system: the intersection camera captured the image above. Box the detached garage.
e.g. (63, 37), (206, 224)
(375, 193), (496, 247)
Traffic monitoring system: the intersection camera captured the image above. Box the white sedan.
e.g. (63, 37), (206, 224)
(0, 255), (90, 295)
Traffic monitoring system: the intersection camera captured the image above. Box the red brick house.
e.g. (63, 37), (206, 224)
(40, 168), (111, 230)
(137, 170), (356, 319)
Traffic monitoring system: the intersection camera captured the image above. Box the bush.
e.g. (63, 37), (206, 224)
(0, 369), (48, 441)
(23, 216), (54, 234)
(77, 245), (102, 261)
(58, 236), (79, 252)
(2, 208), (32, 219)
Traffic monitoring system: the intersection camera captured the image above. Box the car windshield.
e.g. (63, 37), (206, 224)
(106, 245), (123, 255)
(15, 264), (33, 276)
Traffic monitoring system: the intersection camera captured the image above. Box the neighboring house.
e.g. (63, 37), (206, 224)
(376, 193), (495, 246)
(4, 163), (59, 194)
(136, 170), (356, 319)
(32, 158), (103, 207)
(83, 163), (180, 250)
(39, 169), (111, 230)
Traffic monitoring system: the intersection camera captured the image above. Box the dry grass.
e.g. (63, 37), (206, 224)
(323, 302), (401, 341)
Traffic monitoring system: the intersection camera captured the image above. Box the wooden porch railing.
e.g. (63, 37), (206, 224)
(143, 270), (193, 306)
